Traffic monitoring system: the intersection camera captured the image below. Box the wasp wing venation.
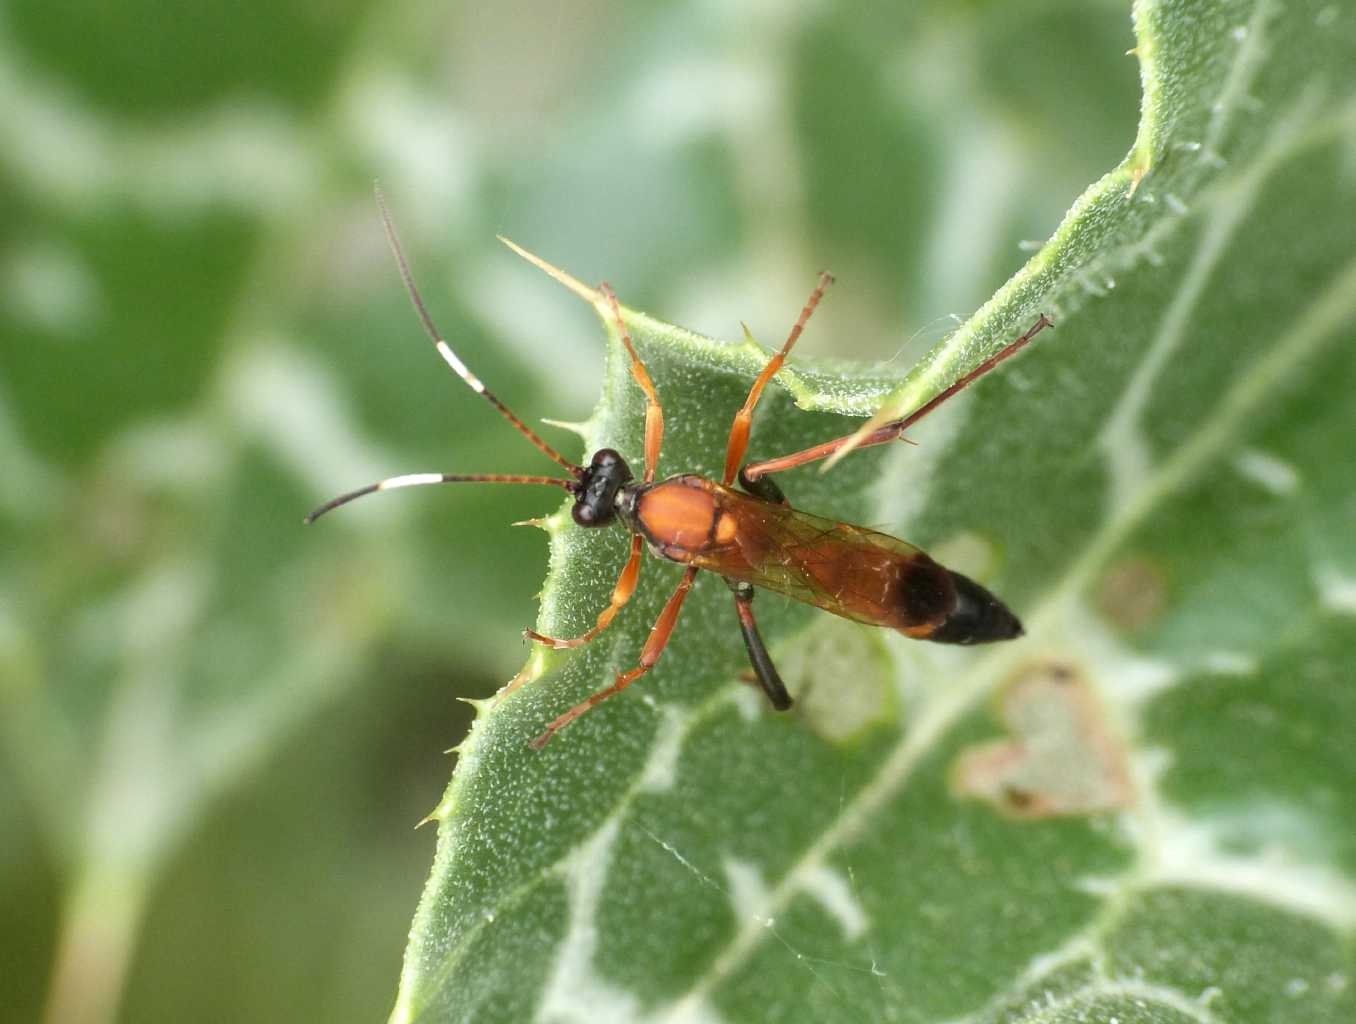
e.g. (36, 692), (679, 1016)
(688, 483), (954, 635)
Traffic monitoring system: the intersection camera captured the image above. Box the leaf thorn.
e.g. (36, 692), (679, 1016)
(414, 808), (441, 830)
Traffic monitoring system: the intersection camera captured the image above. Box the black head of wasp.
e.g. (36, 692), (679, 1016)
(308, 191), (1053, 748)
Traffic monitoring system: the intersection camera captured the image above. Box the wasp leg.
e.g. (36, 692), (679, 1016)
(526, 534), (644, 649)
(722, 273), (834, 485)
(600, 284), (665, 483)
(743, 314), (1054, 482)
(530, 567), (699, 749)
(727, 580), (792, 711)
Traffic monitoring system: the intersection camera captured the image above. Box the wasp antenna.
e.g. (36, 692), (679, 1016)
(305, 472), (577, 524)
(374, 188), (583, 476)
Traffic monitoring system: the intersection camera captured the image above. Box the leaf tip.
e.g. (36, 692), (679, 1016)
(540, 416), (592, 440)
(497, 236), (600, 306)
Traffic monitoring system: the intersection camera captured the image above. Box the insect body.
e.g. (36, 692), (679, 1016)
(624, 474), (1021, 644)
(309, 191), (1053, 748)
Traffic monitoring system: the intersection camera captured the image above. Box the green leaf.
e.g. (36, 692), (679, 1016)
(396, 1), (1356, 1021)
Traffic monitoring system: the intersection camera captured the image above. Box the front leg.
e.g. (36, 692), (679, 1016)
(531, 566), (699, 748)
(526, 534), (644, 649)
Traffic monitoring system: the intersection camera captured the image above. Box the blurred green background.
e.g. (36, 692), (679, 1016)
(0, 2), (1138, 1021)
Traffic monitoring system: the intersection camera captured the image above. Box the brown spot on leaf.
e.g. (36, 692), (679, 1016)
(929, 530), (999, 581)
(1096, 557), (1169, 632)
(952, 660), (1134, 819)
(1003, 785), (1036, 812)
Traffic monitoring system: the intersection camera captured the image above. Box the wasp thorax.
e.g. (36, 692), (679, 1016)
(572, 448), (634, 527)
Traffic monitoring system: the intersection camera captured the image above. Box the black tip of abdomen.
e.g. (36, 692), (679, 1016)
(929, 571), (1023, 645)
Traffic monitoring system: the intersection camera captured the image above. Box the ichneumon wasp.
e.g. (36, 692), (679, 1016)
(307, 192), (1053, 748)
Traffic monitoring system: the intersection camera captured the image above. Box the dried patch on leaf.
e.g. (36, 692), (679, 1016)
(771, 617), (895, 743)
(929, 530), (1000, 583)
(952, 660), (1134, 819)
(1096, 556), (1170, 632)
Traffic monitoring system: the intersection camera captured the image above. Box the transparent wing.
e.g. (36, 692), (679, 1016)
(691, 488), (939, 630)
